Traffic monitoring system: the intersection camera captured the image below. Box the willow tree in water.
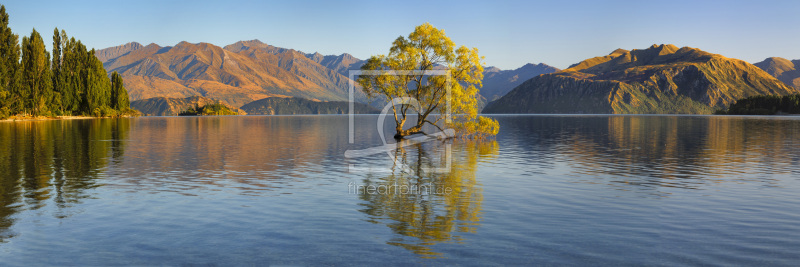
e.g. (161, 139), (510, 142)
(357, 23), (499, 139)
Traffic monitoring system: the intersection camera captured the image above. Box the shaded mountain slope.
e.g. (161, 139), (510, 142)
(241, 97), (378, 115)
(480, 63), (559, 101)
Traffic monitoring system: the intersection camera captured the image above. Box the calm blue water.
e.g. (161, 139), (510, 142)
(1, 115), (800, 265)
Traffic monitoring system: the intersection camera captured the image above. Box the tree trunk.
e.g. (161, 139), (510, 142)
(394, 123), (424, 139)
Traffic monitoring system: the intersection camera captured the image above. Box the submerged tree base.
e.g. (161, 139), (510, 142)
(394, 128), (456, 140)
(394, 127), (426, 139)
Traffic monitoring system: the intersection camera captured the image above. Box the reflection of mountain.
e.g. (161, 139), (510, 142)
(497, 116), (800, 193)
(356, 141), (498, 258)
(111, 116), (349, 194)
(604, 116), (800, 180)
(0, 119), (131, 241)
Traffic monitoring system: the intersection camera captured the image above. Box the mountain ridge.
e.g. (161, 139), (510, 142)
(754, 57), (800, 90)
(97, 40), (368, 108)
(97, 40), (552, 110)
(94, 41), (144, 63)
(484, 44), (799, 114)
(480, 63), (559, 101)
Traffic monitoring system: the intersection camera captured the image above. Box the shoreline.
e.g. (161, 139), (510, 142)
(0, 115), (136, 122)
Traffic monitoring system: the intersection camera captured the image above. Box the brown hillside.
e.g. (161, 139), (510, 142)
(97, 40), (365, 107)
(484, 44), (799, 114)
(754, 57), (800, 89)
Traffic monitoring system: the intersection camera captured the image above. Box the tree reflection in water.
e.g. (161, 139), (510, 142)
(0, 119), (130, 242)
(356, 139), (498, 258)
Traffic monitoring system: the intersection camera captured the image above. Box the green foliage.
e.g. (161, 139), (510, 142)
(0, 5), (132, 118)
(0, 5), (21, 115)
(720, 94), (800, 115)
(21, 28), (53, 116)
(357, 23), (498, 139)
(59, 33), (85, 114)
(453, 115), (500, 139)
(179, 103), (238, 116)
(180, 104), (199, 116)
(83, 48), (111, 113)
(110, 71), (129, 110)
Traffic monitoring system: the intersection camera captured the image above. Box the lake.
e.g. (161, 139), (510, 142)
(1, 115), (800, 265)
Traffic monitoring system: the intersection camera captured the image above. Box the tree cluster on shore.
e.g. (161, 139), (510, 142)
(0, 5), (134, 119)
(716, 94), (800, 115)
(179, 103), (238, 116)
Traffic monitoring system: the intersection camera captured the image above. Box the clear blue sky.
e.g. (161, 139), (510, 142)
(3, 0), (800, 69)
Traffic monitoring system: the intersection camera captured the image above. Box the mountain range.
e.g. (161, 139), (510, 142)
(483, 44), (799, 114)
(97, 40), (364, 108)
(100, 41), (798, 115)
(96, 40), (554, 112)
(481, 63), (559, 101)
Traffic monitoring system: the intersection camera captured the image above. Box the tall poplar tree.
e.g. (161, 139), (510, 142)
(52, 27), (64, 114)
(0, 5), (21, 116)
(60, 34), (82, 114)
(84, 48), (111, 113)
(110, 71), (129, 110)
(21, 29), (52, 115)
